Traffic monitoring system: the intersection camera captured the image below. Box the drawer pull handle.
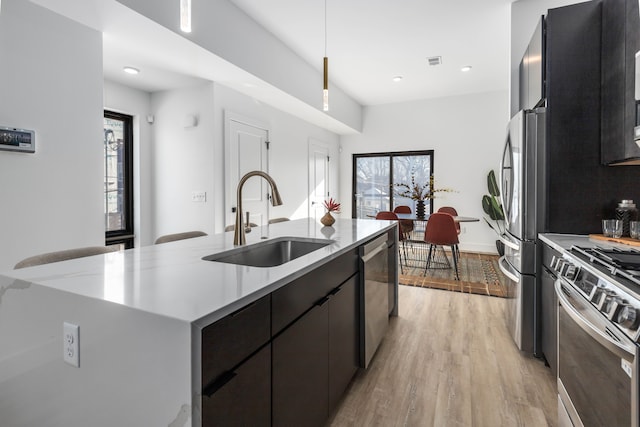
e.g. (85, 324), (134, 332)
(203, 371), (237, 397)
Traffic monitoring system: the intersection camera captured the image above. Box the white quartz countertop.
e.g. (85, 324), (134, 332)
(1, 219), (394, 326)
(539, 233), (636, 253)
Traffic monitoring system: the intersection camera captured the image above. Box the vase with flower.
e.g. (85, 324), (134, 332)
(321, 198), (341, 226)
(393, 174), (455, 219)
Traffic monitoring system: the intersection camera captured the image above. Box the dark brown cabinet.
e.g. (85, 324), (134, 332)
(519, 16), (545, 111)
(602, 0), (640, 165)
(200, 242), (370, 427)
(328, 275), (359, 412)
(273, 301), (329, 427)
(202, 344), (271, 427)
(273, 273), (360, 426)
(201, 294), (272, 426)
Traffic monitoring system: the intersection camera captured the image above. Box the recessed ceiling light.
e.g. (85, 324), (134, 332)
(392, 76), (403, 82)
(123, 66), (140, 75)
(461, 66), (472, 72)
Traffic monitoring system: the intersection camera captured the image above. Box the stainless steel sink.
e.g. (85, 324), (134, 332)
(203, 237), (334, 267)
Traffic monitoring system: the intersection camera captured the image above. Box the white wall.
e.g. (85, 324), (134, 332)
(150, 83), (217, 239)
(105, 80), (341, 243)
(510, 0), (590, 115)
(339, 90), (509, 253)
(0, 0), (103, 272)
(103, 81), (154, 247)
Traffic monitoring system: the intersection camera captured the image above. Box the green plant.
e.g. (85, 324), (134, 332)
(482, 170), (505, 235)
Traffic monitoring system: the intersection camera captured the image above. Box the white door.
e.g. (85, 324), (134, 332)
(308, 140), (330, 222)
(226, 117), (269, 229)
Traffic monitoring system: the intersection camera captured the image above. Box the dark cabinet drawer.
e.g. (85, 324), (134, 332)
(201, 294), (271, 387)
(272, 249), (358, 335)
(202, 343), (271, 427)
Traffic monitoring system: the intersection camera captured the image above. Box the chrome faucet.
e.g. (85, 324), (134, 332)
(234, 171), (283, 245)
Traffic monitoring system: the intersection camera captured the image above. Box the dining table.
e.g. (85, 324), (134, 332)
(394, 213), (480, 222)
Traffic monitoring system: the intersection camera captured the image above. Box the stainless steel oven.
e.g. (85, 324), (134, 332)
(556, 279), (638, 426)
(553, 246), (640, 427)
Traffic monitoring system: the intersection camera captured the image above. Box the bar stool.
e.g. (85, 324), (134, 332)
(14, 246), (120, 269)
(155, 231), (208, 244)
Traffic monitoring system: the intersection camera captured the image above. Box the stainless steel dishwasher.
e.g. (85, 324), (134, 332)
(360, 234), (389, 368)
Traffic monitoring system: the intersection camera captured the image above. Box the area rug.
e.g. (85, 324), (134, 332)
(398, 248), (508, 298)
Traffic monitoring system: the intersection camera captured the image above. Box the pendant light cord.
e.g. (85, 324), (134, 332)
(324, 0), (327, 57)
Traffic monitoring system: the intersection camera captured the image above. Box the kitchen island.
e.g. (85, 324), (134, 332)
(0, 218), (398, 427)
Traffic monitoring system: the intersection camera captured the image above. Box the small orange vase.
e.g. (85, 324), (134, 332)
(321, 212), (335, 227)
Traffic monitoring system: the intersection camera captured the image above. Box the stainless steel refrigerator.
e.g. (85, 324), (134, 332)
(498, 108), (546, 356)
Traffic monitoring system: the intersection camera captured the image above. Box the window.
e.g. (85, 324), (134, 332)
(104, 111), (134, 249)
(352, 151), (433, 218)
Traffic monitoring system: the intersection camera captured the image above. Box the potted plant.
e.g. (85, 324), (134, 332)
(481, 170), (506, 255)
(321, 198), (341, 227)
(393, 173), (455, 218)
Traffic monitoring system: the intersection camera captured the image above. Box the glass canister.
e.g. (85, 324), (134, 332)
(615, 200), (638, 237)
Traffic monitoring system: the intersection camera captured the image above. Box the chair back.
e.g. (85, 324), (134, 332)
(393, 205), (411, 214)
(375, 211), (398, 220)
(437, 206), (460, 233)
(437, 206), (458, 216)
(155, 231), (208, 244)
(424, 213), (459, 245)
(14, 246), (120, 269)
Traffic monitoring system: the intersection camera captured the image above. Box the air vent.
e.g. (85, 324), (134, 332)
(427, 56), (442, 66)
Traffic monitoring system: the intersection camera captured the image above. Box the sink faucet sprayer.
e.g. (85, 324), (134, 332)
(234, 171), (283, 245)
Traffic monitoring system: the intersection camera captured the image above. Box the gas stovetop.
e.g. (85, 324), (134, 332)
(558, 245), (640, 342)
(570, 246), (640, 288)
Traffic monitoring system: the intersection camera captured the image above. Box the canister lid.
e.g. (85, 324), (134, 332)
(619, 200), (636, 208)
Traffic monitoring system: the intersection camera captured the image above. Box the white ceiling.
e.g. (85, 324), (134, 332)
(29, 0), (515, 131)
(228, 0), (514, 106)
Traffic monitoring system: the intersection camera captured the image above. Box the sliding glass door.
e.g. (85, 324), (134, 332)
(352, 151), (433, 218)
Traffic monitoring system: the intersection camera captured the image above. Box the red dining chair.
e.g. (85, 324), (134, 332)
(437, 206), (461, 235)
(393, 205), (415, 238)
(375, 211), (406, 273)
(423, 212), (460, 280)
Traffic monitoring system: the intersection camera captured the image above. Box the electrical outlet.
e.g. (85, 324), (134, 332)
(461, 226), (467, 234)
(191, 191), (206, 203)
(63, 322), (79, 368)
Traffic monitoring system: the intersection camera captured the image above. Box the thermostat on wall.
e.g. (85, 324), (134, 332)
(0, 126), (35, 153)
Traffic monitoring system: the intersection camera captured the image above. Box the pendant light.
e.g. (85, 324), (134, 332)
(180, 0), (192, 33)
(323, 0), (329, 112)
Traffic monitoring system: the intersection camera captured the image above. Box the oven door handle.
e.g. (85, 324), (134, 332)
(555, 280), (636, 359)
(498, 256), (520, 283)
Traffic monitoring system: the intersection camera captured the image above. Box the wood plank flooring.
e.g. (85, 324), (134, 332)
(328, 286), (557, 427)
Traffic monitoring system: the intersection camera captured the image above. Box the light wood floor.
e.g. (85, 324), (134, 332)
(329, 286), (557, 427)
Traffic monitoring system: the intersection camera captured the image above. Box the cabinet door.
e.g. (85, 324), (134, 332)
(201, 344), (271, 427)
(328, 274), (359, 413)
(273, 301), (329, 427)
(541, 267), (558, 377)
(201, 295), (271, 387)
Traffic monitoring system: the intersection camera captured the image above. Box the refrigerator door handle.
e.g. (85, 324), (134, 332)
(499, 233), (520, 251)
(498, 256), (520, 283)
